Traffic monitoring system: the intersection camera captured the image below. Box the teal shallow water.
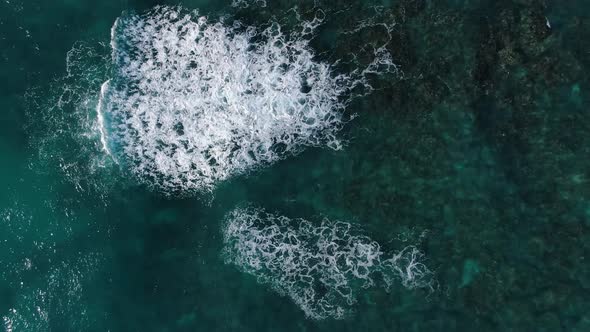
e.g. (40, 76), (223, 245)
(1, 0), (590, 331)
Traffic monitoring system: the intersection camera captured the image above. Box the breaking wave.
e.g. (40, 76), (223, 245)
(222, 207), (435, 319)
(99, 6), (389, 196)
(26, 40), (120, 199)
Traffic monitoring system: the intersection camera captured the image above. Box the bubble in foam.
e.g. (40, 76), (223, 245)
(222, 207), (435, 319)
(100, 6), (361, 195)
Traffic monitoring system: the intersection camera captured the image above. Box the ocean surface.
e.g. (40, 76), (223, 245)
(1, 0), (589, 331)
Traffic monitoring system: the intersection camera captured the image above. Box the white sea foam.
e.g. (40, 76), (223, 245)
(99, 6), (379, 195)
(222, 207), (435, 319)
(96, 80), (112, 157)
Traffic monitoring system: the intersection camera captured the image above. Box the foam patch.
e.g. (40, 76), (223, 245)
(222, 207), (435, 319)
(99, 6), (358, 195)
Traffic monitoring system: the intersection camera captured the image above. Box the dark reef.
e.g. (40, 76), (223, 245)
(226, 0), (590, 330)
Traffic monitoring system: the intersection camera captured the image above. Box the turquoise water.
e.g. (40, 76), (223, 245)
(1, 0), (590, 331)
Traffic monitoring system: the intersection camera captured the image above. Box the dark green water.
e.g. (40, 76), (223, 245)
(1, 0), (590, 331)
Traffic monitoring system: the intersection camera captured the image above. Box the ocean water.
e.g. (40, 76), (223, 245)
(1, 0), (589, 331)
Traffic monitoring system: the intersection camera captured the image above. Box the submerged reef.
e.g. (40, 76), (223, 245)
(219, 0), (590, 330)
(222, 207), (434, 319)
